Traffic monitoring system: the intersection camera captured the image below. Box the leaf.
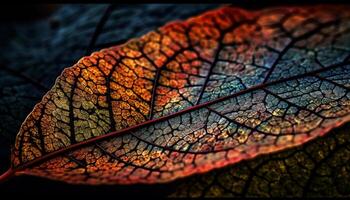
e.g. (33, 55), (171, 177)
(2, 5), (350, 185)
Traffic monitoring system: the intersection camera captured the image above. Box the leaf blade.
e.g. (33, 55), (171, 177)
(11, 5), (350, 185)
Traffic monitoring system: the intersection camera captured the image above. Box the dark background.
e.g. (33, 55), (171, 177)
(0, 1), (349, 197)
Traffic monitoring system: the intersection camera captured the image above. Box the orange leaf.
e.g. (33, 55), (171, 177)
(1, 5), (350, 185)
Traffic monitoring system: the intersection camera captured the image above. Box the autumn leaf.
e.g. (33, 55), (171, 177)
(1, 4), (350, 188)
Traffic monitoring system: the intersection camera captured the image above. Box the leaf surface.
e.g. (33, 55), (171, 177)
(7, 5), (350, 184)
